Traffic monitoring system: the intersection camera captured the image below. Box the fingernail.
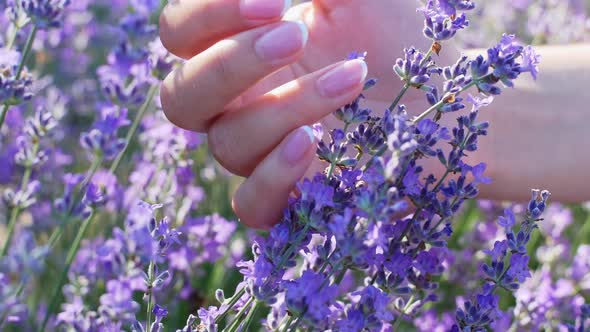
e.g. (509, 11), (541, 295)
(317, 59), (368, 98)
(241, 0), (291, 20)
(281, 126), (315, 166)
(255, 21), (308, 62)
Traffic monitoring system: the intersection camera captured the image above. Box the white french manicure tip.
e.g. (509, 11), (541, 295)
(302, 126), (315, 142)
(356, 58), (369, 82)
(282, 0), (293, 15)
(295, 20), (309, 47)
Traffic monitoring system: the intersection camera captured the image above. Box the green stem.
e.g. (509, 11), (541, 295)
(397, 131), (469, 242)
(0, 26), (37, 130)
(47, 155), (103, 248)
(215, 287), (246, 324)
(110, 84), (159, 173)
(391, 295), (416, 330)
(241, 300), (261, 331)
(6, 24), (19, 50)
(412, 78), (481, 124)
(274, 223), (311, 272)
(574, 212), (590, 249)
(280, 316), (295, 332)
(389, 83), (410, 111)
(287, 260), (346, 332)
(326, 123), (350, 179)
(39, 210), (96, 332)
(421, 46), (435, 67)
(289, 316), (303, 332)
(146, 261), (155, 331)
(320, 260), (344, 288)
(218, 218), (312, 327)
(224, 296), (255, 332)
(15, 26), (37, 78)
(333, 266), (348, 285)
(0, 105), (9, 133)
(317, 254), (334, 274)
(388, 44), (435, 112)
(1, 141), (39, 257)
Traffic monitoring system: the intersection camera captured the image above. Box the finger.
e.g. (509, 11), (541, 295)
(160, 0), (292, 58)
(312, 0), (349, 14)
(233, 126), (316, 229)
(161, 20), (308, 132)
(209, 58), (367, 176)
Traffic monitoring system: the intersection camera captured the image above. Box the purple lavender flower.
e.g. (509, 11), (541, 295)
(421, 0), (472, 41)
(336, 285), (394, 331)
(2, 179), (40, 209)
(54, 173), (92, 219)
(471, 34), (541, 96)
(283, 270), (338, 327)
(80, 105), (129, 160)
(334, 94), (371, 124)
(454, 190), (551, 331)
(394, 47), (439, 88)
(497, 209), (515, 229)
(99, 278), (140, 324)
(148, 38), (179, 80)
(0, 48), (33, 105)
(15, 0), (70, 28)
(0, 273), (27, 327)
(169, 214), (237, 271)
(0, 231), (48, 279)
(97, 42), (153, 105)
(415, 310), (455, 332)
(198, 306), (225, 332)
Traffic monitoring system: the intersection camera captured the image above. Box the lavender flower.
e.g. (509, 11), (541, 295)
(0, 273), (27, 327)
(80, 105), (130, 160)
(394, 47), (439, 88)
(283, 270), (338, 327)
(453, 190), (551, 331)
(16, 0), (71, 29)
(0, 48), (33, 105)
(421, 0), (473, 42)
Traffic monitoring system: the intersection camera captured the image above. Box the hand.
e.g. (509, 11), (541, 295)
(159, 0), (431, 228)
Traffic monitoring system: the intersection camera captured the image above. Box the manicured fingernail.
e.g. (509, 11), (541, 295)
(240, 0), (291, 20)
(254, 21), (308, 62)
(281, 126), (315, 166)
(317, 59), (368, 98)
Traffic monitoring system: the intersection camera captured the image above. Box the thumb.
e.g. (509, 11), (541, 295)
(232, 126), (317, 229)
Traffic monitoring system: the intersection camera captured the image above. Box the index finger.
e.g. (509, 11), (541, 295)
(160, 0), (291, 58)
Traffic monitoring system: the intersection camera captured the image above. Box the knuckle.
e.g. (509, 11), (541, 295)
(158, 11), (177, 53)
(208, 122), (252, 177)
(232, 186), (275, 230)
(208, 122), (234, 167)
(208, 45), (235, 89)
(160, 79), (188, 130)
(160, 81), (177, 123)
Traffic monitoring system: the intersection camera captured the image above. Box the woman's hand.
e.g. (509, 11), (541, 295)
(159, 0), (430, 228)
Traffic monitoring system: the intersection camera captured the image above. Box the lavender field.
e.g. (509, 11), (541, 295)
(1, 0), (590, 331)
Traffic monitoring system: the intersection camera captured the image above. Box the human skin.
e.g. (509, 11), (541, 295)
(159, 0), (590, 229)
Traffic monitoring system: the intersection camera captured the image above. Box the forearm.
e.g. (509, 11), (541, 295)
(466, 44), (590, 202)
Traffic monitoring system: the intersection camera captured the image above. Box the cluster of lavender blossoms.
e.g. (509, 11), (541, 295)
(0, 0), (588, 331)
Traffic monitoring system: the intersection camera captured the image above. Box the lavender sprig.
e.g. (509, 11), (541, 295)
(0, 26), (36, 130)
(452, 189), (551, 331)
